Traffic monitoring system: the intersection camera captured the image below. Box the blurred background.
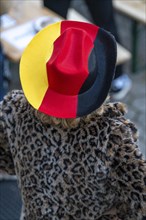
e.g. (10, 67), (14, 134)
(0, 0), (146, 219)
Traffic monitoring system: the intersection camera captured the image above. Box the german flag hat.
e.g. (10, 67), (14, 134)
(20, 20), (117, 118)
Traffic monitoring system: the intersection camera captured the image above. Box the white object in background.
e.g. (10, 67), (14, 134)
(34, 16), (61, 32)
(1, 16), (61, 51)
(1, 21), (35, 50)
(0, 14), (16, 29)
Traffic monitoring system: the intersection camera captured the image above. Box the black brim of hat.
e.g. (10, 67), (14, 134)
(77, 28), (117, 117)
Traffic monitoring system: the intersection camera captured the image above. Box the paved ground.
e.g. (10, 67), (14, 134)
(0, 1), (145, 219)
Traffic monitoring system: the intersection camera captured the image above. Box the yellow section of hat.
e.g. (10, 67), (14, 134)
(20, 22), (61, 110)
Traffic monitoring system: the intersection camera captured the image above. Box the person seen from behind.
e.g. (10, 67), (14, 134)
(0, 20), (145, 220)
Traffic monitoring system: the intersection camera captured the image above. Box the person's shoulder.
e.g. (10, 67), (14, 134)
(101, 102), (138, 143)
(102, 102), (127, 118)
(3, 89), (24, 99)
(1, 90), (29, 115)
(2, 89), (25, 105)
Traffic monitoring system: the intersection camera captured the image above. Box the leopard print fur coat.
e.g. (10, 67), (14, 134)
(0, 90), (146, 220)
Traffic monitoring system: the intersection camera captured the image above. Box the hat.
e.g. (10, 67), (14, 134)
(20, 20), (117, 118)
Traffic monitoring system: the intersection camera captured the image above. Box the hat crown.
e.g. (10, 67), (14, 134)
(46, 28), (94, 96)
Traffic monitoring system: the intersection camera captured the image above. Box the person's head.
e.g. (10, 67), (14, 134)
(35, 103), (105, 128)
(20, 20), (117, 127)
